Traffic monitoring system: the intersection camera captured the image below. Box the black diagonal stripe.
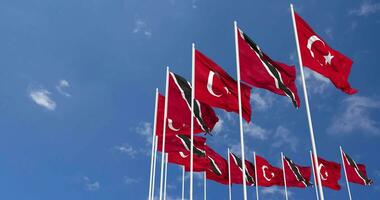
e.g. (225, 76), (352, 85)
(284, 156), (312, 187)
(176, 134), (206, 157)
(240, 31), (298, 108)
(230, 153), (255, 185)
(344, 152), (373, 185)
(208, 156), (222, 176)
(171, 73), (211, 133)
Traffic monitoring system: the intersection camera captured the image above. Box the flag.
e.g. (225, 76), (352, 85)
(342, 150), (373, 186)
(313, 157), (341, 190)
(294, 12), (357, 94)
(229, 152), (256, 186)
(255, 155), (284, 187)
(205, 146), (229, 184)
(168, 151), (208, 172)
(157, 134), (206, 154)
(283, 156), (312, 188)
(195, 49), (252, 122)
(155, 73), (219, 136)
(237, 27), (301, 108)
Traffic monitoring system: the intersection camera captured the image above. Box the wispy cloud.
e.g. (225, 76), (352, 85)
(114, 144), (138, 158)
(325, 28), (333, 39)
(83, 176), (100, 191)
(136, 122), (153, 143)
(29, 88), (56, 111)
(300, 68), (330, 94)
(244, 122), (269, 140)
(56, 79), (71, 97)
(251, 91), (275, 111)
(212, 119), (224, 134)
(350, 1), (380, 16)
(124, 177), (141, 184)
(328, 96), (380, 135)
(271, 126), (299, 152)
(261, 187), (293, 198)
(133, 19), (152, 37)
(191, 0), (198, 9)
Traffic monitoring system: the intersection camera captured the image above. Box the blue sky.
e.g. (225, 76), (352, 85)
(0, 0), (379, 199)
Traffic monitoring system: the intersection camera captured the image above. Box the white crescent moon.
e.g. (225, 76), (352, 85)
(207, 71), (222, 97)
(262, 165), (274, 181)
(179, 151), (189, 158)
(307, 35), (325, 58)
(168, 119), (181, 132)
(318, 163), (328, 181)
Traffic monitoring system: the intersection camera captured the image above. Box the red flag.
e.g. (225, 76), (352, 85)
(205, 146), (229, 185)
(229, 152), (256, 186)
(342, 150), (373, 186)
(283, 156), (312, 188)
(255, 155), (284, 187)
(313, 157), (341, 190)
(237, 27), (301, 108)
(168, 151), (208, 172)
(294, 12), (357, 94)
(155, 72), (219, 136)
(157, 134), (206, 153)
(195, 49), (252, 122)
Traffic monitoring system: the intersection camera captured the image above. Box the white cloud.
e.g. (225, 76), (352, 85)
(114, 144), (138, 158)
(83, 176), (100, 191)
(271, 126), (298, 152)
(251, 92), (275, 111)
(261, 187), (293, 197)
(56, 79), (71, 97)
(328, 96), (380, 135)
(244, 122), (269, 140)
(124, 177), (141, 184)
(350, 1), (380, 16)
(300, 68), (330, 94)
(29, 88), (56, 111)
(212, 119), (224, 134)
(191, 0), (198, 8)
(133, 19), (152, 37)
(136, 122), (153, 143)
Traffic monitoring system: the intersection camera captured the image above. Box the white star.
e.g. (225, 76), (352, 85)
(324, 52), (334, 65)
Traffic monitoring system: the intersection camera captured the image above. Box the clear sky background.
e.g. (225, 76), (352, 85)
(0, 0), (379, 199)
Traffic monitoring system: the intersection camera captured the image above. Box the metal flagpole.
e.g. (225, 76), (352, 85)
(182, 166), (185, 200)
(290, 4), (325, 200)
(204, 172), (207, 200)
(152, 135), (159, 200)
(190, 43), (195, 200)
(310, 151), (320, 200)
(234, 20), (248, 200)
(159, 67), (170, 200)
(148, 89), (159, 200)
(253, 152), (259, 200)
(281, 153), (289, 200)
(228, 148), (232, 200)
(340, 146), (353, 200)
(164, 153), (168, 200)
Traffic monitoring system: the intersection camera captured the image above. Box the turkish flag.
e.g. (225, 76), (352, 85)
(155, 72), (219, 136)
(313, 157), (341, 190)
(342, 150), (373, 186)
(157, 134), (206, 154)
(237, 27), (301, 108)
(255, 155), (284, 187)
(229, 152), (256, 186)
(283, 156), (312, 188)
(205, 146), (229, 185)
(168, 151), (208, 172)
(294, 12), (357, 94)
(195, 49), (252, 122)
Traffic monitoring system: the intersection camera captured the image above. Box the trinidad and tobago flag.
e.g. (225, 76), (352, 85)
(205, 146), (229, 185)
(283, 156), (312, 188)
(237, 26), (301, 108)
(342, 149), (373, 186)
(229, 152), (256, 186)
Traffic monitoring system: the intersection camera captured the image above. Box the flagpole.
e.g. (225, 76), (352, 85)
(234, 20), (248, 200)
(148, 89), (159, 200)
(164, 153), (168, 200)
(310, 150), (320, 200)
(159, 67), (170, 200)
(228, 148), (232, 200)
(253, 152), (259, 200)
(340, 146), (353, 200)
(290, 4), (324, 200)
(152, 135), (158, 200)
(281, 153), (289, 200)
(204, 171), (207, 200)
(182, 166), (185, 200)
(190, 43), (195, 200)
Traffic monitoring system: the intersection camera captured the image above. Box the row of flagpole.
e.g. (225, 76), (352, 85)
(146, 4), (362, 200)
